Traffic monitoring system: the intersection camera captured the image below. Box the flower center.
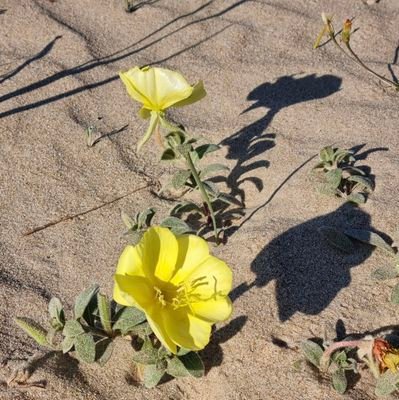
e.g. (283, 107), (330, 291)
(153, 276), (221, 311)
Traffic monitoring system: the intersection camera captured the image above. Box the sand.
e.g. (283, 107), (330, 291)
(0, 0), (398, 399)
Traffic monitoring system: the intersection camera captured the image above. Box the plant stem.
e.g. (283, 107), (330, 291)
(328, 32), (399, 89)
(320, 339), (366, 371)
(185, 152), (219, 244)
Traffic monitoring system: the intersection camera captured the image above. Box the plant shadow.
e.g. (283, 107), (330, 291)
(230, 203), (378, 322)
(220, 74), (342, 206)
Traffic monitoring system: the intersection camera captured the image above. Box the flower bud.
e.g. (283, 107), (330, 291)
(341, 19), (352, 44)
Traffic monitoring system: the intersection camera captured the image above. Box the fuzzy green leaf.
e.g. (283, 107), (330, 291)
(170, 201), (202, 216)
(375, 370), (399, 396)
(132, 339), (158, 365)
(96, 339), (115, 366)
(178, 352), (204, 378)
(143, 363), (166, 388)
(129, 322), (152, 338)
(161, 148), (177, 161)
(121, 211), (135, 230)
(202, 181), (220, 198)
(113, 307), (146, 335)
(160, 217), (193, 235)
(97, 293), (112, 335)
(15, 318), (49, 348)
(48, 297), (65, 330)
(332, 368), (347, 394)
(318, 226), (355, 254)
(344, 228), (395, 255)
(172, 170), (192, 190)
(194, 144), (220, 160)
(74, 333), (96, 363)
(346, 192), (366, 204)
(347, 175), (374, 191)
(167, 356), (191, 378)
(325, 168), (342, 189)
(200, 163), (229, 179)
(74, 284), (99, 320)
(137, 208), (156, 228)
(61, 335), (75, 353)
(301, 340), (324, 368)
(63, 320), (85, 338)
(217, 193), (243, 206)
(320, 146), (335, 162)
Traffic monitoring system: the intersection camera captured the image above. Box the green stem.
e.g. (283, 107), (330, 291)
(185, 152), (219, 244)
(328, 31), (398, 89)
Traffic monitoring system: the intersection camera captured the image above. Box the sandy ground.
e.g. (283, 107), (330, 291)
(0, 0), (398, 399)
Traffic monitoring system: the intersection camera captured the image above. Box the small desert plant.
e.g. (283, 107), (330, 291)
(312, 145), (374, 204)
(314, 14), (399, 91)
(301, 333), (399, 396)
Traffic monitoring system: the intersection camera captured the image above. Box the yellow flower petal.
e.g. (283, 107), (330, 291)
(120, 66), (194, 111)
(170, 234), (210, 285)
(186, 255), (233, 298)
(190, 297), (232, 322)
(141, 227), (179, 283)
(164, 308), (211, 350)
(173, 80), (206, 108)
(119, 68), (154, 109)
(383, 353), (399, 372)
(113, 275), (154, 309)
(146, 306), (177, 354)
(115, 245), (145, 277)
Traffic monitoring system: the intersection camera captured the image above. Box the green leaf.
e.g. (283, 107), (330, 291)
(177, 347), (191, 356)
(160, 217), (193, 235)
(61, 335), (75, 353)
(332, 368), (347, 394)
(346, 192), (366, 204)
(113, 307), (146, 335)
(318, 226), (355, 254)
(165, 131), (185, 147)
(97, 293), (112, 335)
(96, 339), (115, 366)
(167, 356), (191, 378)
(320, 146), (334, 162)
(217, 193), (243, 206)
(127, 230), (143, 246)
(375, 370), (399, 396)
(325, 168), (342, 189)
(202, 181), (220, 198)
(15, 318), (49, 348)
(137, 208), (156, 228)
(371, 266), (399, 281)
(347, 175), (374, 191)
(343, 228), (395, 255)
(391, 283), (399, 304)
(137, 111), (159, 152)
(74, 333), (96, 363)
(194, 144), (220, 160)
(200, 163), (229, 179)
(74, 284), (99, 320)
(63, 320), (85, 338)
(161, 148), (177, 161)
(132, 338), (158, 365)
(172, 170), (192, 190)
(48, 297), (65, 330)
(129, 322), (152, 338)
(121, 211), (135, 230)
(178, 352), (204, 378)
(142, 363), (166, 388)
(170, 201), (202, 216)
(344, 166), (366, 176)
(300, 340), (324, 368)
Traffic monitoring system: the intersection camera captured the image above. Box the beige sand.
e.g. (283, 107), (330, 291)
(0, 0), (398, 398)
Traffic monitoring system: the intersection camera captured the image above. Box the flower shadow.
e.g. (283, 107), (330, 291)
(219, 73), (342, 205)
(200, 315), (247, 373)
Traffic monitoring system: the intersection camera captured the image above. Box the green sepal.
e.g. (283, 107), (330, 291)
(137, 111), (159, 152)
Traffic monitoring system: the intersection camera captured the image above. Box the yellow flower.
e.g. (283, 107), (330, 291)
(119, 66), (206, 150)
(113, 226), (232, 354)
